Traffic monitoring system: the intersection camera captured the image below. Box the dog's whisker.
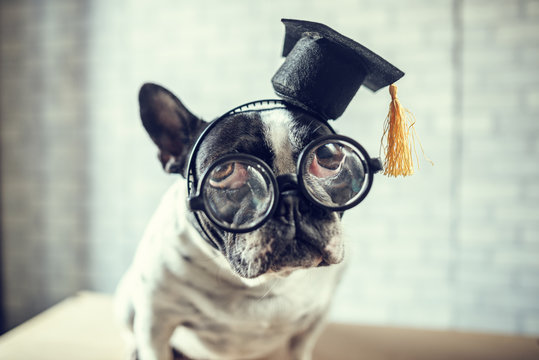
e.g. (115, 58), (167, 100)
(257, 277), (280, 302)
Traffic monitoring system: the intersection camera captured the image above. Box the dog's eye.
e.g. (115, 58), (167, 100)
(209, 162), (248, 189)
(316, 144), (344, 169)
(309, 143), (345, 178)
(212, 162), (234, 181)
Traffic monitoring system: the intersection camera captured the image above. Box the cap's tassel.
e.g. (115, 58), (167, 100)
(380, 84), (430, 177)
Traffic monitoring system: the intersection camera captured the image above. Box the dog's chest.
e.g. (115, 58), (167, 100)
(168, 263), (341, 359)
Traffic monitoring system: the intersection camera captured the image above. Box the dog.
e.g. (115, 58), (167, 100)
(115, 83), (350, 360)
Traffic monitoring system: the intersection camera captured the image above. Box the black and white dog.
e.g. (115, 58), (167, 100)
(114, 83), (356, 360)
(115, 16), (403, 360)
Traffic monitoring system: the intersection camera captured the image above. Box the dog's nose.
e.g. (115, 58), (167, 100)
(275, 174), (302, 223)
(276, 190), (313, 223)
(276, 191), (299, 223)
(276, 173), (298, 193)
(275, 173), (318, 222)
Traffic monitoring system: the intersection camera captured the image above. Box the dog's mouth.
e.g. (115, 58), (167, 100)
(267, 257), (330, 278)
(266, 236), (339, 276)
(318, 259), (330, 267)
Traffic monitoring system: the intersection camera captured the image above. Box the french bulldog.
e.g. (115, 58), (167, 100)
(115, 83), (348, 360)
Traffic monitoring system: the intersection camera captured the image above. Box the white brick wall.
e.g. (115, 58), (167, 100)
(1, 0), (538, 336)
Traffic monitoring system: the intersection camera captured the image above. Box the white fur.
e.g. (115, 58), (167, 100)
(261, 110), (297, 174)
(115, 180), (345, 360)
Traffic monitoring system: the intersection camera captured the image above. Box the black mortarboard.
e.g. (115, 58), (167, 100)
(271, 19), (404, 120)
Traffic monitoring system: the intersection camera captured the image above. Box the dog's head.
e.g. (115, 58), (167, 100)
(140, 83), (347, 278)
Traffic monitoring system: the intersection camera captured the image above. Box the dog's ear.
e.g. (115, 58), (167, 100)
(139, 83), (206, 175)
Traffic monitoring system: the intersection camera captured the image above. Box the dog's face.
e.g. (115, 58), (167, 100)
(139, 83), (344, 279)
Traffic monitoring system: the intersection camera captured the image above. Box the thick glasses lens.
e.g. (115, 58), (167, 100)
(202, 158), (275, 231)
(300, 139), (369, 209)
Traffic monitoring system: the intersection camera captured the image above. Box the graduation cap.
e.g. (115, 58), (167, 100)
(271, 19), (429, 177)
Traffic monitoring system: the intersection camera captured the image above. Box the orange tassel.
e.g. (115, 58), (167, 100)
(380, 84), (430, 177)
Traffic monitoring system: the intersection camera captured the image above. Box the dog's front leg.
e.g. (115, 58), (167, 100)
(133, 296), (183, 360)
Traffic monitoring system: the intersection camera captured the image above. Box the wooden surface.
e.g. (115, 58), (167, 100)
(0, 292), (538, 360)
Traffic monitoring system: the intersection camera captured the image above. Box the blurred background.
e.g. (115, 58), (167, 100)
(1, 0), (538, 336)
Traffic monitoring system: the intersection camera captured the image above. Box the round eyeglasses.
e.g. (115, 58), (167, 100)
(188, 135), (382, 233)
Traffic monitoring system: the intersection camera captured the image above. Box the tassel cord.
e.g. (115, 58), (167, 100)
(380, 84), (431, 177)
